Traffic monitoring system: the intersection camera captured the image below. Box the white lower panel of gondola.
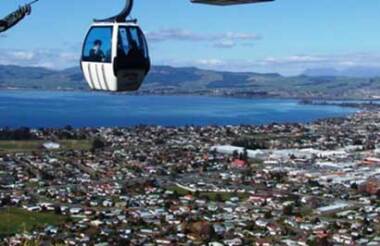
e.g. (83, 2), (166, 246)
(82, 62), (117, 91)
(82, 62), (144, 92)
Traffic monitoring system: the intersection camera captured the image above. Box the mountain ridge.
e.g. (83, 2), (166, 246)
(0, 64), (379, 100)
(303, 66), (380, 78)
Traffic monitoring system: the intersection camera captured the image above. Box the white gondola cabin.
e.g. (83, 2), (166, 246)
(81, 22), (150, 92)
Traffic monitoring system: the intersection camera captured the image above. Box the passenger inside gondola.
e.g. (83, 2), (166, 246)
(117, 27), (147, 70)
(89, 39), (105, 62)
(125, 40), (145, 67)
(82, 26), (113, 63)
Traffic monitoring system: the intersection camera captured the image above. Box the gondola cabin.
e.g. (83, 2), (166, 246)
(81, 22), (150, 92)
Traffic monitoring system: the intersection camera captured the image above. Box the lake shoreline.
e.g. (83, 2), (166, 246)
(0, 91), (360, 128)
(0, 88), (375, 113)
(1, 88), (380, 102)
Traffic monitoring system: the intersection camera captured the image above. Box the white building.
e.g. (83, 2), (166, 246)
(43, 142), (61, 150)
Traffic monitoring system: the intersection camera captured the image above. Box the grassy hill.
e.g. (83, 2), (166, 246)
(0, 64), (379, 99)
(0, 208), (65, 237)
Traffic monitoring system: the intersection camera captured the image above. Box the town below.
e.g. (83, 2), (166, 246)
(1, 111), (380, 245)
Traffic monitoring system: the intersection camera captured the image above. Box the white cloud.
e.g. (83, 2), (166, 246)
(11, 51), (35, 60)
(146, 28), (261, 48)
(214, 40), (236, 48)
(3, 47), (380, 76)
(196, 59), (225, 66)
(146, 28), (205, 42)
(222, 32), (261, 41)
(156, 52), (380, 76)
(0, 49), (78, 69)
(261, 55), (328, 65)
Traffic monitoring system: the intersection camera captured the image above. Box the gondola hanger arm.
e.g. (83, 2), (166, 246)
(94, 0), (133, 23)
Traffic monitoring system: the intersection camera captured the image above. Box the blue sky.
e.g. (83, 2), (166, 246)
(1, 0), (380, 75)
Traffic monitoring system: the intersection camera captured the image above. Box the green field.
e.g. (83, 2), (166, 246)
(0, 208), (65, 237)
(0, 140), (92, 154)
(169, 185), (249, 202)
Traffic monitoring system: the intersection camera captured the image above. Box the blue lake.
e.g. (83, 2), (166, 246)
(0, 91), (358, 128)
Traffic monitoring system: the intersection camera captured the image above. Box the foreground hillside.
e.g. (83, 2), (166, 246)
(0, 65), (379, 99)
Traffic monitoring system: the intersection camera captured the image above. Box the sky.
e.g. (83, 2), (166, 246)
(1, 0), (380, 75)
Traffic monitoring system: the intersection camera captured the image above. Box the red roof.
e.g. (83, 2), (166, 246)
(232, 159), (246, 168)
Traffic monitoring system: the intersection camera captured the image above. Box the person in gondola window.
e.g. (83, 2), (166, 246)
(126, 40), (145, 66)
(89, 40), (106, 62)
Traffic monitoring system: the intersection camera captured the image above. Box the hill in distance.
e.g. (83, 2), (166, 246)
(0, 64), (380, 100)
(303, 66), (380, 78)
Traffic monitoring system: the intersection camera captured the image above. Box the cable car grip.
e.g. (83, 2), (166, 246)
(94, 0), (134, 23)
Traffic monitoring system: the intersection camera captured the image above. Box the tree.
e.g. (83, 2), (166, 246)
(215, 194), (223, 203)
(194, 190), (200, 198)
(172, 190), (179, 199)
(264, 210), (272, 219)
(54, 205), (62, 215)
(232, 150), (239, 160)
(243, 148), (249, 161)
(92, 138), (105, 151)
(283, 204), (294, 216)
(13, 127), (32, 140)
(1, 196), (11, 206)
